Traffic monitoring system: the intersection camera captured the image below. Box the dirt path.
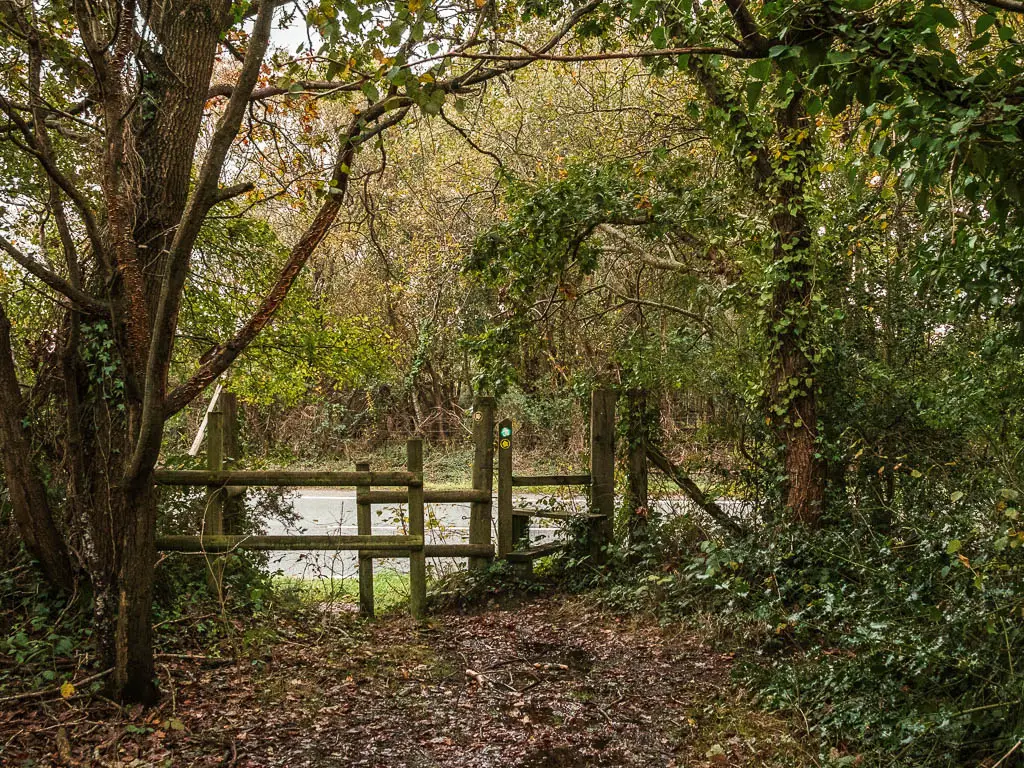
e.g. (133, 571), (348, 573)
(1, 595), (809, 767)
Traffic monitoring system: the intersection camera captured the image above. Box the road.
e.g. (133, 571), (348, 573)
(261, 490), (726, 578)
(263, 489), (566, 578)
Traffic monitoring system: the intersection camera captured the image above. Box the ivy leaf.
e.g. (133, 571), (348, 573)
(651, 26), (668, 49)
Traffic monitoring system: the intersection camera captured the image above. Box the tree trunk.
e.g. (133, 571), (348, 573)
(767, 94), (826, 525)
(111, 479), (159, 703)
(84, 431), (160, 704)
(0, 305), (74, 589)
(624, 389), (651, 542)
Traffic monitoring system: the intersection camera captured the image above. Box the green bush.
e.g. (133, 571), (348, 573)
(590, 492), (1024, 766)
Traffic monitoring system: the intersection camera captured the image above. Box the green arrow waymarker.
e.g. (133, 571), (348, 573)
(499, 425), (512, 438)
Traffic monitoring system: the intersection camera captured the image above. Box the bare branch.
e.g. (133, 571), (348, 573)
(0, 94), (106, 262)
(0, 234), (106, 314)
(212, 182), (256, 205)
(207, 80), (365, 101)
(610, 290), (712, 330)
(598, 224), (688, 271)
(451, 45), (758, 64)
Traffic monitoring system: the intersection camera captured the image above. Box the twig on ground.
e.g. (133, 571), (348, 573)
(0, 667), (113, 705)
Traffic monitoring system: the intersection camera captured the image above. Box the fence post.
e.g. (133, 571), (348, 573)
(205, 408), (225, 591)
(218, 391), (243, 535)
(497, 418), (514, 558)
(590, 389), (616, 561)
(407, 439), (426, 619)
(468, 396), (496, 570)
(356, 461), (374, 618)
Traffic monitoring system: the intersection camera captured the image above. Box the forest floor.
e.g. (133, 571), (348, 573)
(0, 593), (812, 768)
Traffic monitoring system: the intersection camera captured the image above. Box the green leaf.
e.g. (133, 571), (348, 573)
(746, 80), (764, 110)
(946, 539), (961, 554)
(747, 59), (771, 82)
(651, 26), (668, 49)
(976, 14), (996, 34)
(361, 81), (380, 103)
(932, 6), (958, 28)
(950, 490), (964, 502)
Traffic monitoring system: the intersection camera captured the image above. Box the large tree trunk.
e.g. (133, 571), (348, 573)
(71, 392), (160, 703)
(108, 480), (159, 703)
(767, 95), (826, 525)
(690, 60), (827, 525)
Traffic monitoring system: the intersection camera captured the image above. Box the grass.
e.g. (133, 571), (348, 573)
(272, 570), (412, 614)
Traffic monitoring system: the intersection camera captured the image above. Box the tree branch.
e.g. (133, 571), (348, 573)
(0, 235), (106, 314)
(981, 0), (1024, 12)
(722, 0), (771, 54)
(162, 115), (369, 416)
(610, 290), (713, 331)
(646, 444), (746, 536)
(0, 94), (106, 262)
(207, 79), (365, 101)
(212, 182), (255, 205)
(0, 301), (75, 588)
(128, 0), (279, 481)
(598, 224), (688, 271)
(451, 45), (757, 64)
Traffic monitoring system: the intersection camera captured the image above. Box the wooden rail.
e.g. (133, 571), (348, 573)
(362, 488), (490, 504)
(510, 474), (592, 487)
(154, 469), (421, 487)
(156, 534), (423, 552)
(506, 541), (564, 563)
(358, 544), (495, 559)
(511, 509), (606, 520)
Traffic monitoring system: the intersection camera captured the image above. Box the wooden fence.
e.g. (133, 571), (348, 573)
(155, 391), (615, 618)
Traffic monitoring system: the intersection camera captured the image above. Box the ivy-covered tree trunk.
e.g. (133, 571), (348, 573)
(766, 95), (826, 525)
(624, 388), (652, 542)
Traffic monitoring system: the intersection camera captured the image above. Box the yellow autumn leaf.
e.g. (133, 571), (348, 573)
(60, 681), (75, 699)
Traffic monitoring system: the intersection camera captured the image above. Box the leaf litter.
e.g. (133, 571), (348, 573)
(0, 594), (810, 767)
